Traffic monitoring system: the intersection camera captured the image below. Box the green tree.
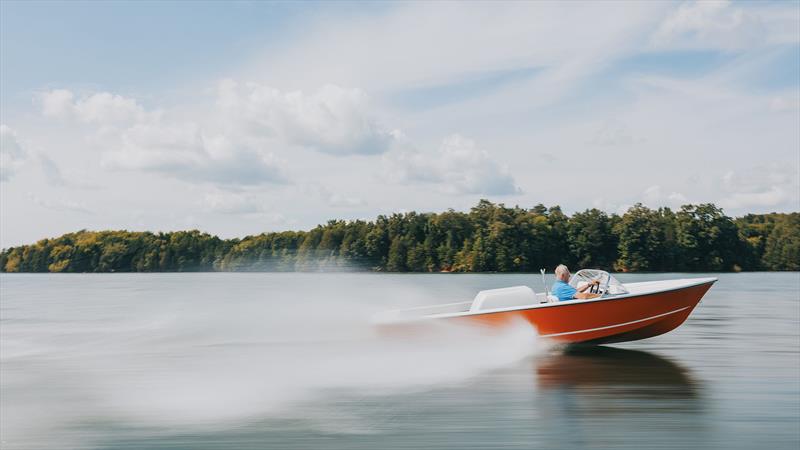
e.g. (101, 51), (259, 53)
(568, 209), (618, 269)
(0, 201), (794, 274)
(615, 204), (666, 272)
(386, 236), (408, 272)
(674, 204), (745, 271)
(762, 213), (800, 270)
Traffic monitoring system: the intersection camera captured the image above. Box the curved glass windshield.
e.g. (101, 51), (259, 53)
(569, 269), (629, 296)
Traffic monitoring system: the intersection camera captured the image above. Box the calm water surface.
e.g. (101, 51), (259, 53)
(1, 272), (798, 449)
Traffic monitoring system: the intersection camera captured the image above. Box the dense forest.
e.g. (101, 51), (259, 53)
(1, 201), (798, 273)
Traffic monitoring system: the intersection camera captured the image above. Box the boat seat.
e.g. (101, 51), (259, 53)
(470, 286), (537, 312)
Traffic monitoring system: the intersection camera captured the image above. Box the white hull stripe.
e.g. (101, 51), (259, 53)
(539, 306), (691, 338)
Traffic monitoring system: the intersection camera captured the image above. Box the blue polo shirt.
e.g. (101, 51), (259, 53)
(552, 280), (577, 301)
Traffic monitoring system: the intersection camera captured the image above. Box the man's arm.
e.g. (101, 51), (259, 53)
(576, 279), (600, 293)
(574, 280), (600, 299)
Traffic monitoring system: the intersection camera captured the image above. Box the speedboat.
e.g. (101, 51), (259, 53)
(374, 270), (716, 345)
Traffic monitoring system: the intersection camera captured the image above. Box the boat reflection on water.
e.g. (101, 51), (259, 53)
(537, 346), (700, 406)
(531, 347), (707, 448)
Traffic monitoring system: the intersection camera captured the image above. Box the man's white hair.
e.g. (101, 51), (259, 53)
(555, 264), (570, 280)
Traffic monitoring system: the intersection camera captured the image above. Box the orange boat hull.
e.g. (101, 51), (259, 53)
(451, 281), (714, 344)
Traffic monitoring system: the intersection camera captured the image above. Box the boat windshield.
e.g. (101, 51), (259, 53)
(569, 269), (629, 296)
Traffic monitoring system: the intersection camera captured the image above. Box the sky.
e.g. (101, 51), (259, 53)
(1, 0), (799, 248)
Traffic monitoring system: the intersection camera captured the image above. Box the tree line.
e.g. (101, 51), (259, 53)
(1, 201), (798, 273)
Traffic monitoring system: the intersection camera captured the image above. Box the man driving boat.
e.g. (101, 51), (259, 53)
(552, 264), (600, 301)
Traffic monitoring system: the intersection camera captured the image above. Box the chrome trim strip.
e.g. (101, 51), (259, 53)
(539, 306), (691, 337)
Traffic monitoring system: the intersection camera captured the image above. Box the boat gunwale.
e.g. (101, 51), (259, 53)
(416, 277), (717, 320)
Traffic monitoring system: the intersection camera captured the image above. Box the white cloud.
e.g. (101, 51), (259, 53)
(201, 191), (266, 215)
(1, 126), (95, 188)
(651, 0), (798, 51)
(36, 153), (97, 189)
(720, 186), (789, 210)
(588, 121), (645, 147)
(42, 83), (401, 188)
(36, 87), (289, 187)
(28, 193), (92, 214)
(721, 166), (796, 194)
(643, 185), (689, 208)
(40, 89), (76, 118)
(200, 190), (292, 227)
(104, 122), (288, 186)
(718, 166), (798, 209)
(40, 89), (156, 124)
(387, 134), (521, 196)
(770, 95), (800, 112)
(591, 198), (632, 216)
(540, 153), (558, 164)
(1, 124), (27, 182)
(75, 92), (151, 124)
(652, 0), (762, 50)
(250, 2), (667, 92)
(301, 183), (367, 208)
(218, 80), (399, 155)
(327, 193), (366, 208)
(2, 2), (799, 248)
(37, 153), (66, 186)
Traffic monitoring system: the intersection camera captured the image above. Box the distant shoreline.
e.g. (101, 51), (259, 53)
(1, 271), (798, 275)
(2, 200), (798, 273)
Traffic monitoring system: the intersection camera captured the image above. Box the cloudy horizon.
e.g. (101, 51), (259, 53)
(1, 0), (798, 248)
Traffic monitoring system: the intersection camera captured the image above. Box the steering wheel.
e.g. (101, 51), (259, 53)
(589, 279), (600, 294)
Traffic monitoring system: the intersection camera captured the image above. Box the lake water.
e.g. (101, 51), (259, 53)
(1, 272), (798, 449)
